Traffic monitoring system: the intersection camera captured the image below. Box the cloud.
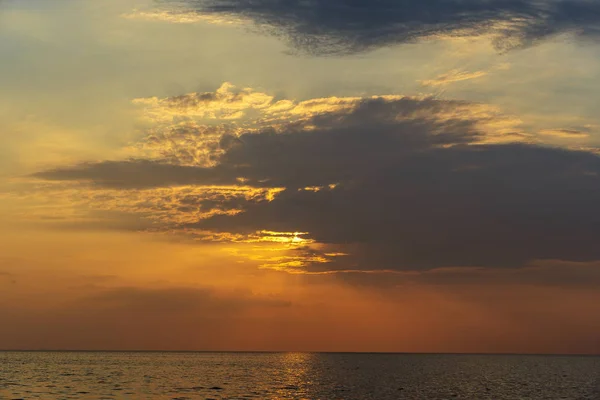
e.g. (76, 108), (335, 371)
(30, 86), (600, 272)
(328, 260), (600, 289)
(192, 141), (600, 270)
(32, 160), (231, 189)
(417, 260), (600, 288)
(33, 92), (524, 188)
(420, 69), (488, 87)
(129, 83), (423, 167)
(131, 82), (414, 127)
(132, 82), (277, 123)
(539, 128), (591, 138)
(121, 10), (246, 25)
(157, 0), (600, 54)
(3, 182), (284, 233)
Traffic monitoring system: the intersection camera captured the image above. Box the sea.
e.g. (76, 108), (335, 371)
(1, 352), (599, 399)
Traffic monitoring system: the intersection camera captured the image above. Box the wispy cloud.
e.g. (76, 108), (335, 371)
(420, 69), (488, 87)
(539, 128), (591, 138)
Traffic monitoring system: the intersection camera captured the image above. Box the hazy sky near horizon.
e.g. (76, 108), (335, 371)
(1, 0), (600, 353)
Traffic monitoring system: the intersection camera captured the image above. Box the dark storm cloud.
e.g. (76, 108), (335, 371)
(33, 95), (600, 270)
(166, 0), (600, 54)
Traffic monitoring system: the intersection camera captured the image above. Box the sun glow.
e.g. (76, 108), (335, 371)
(258, 230), (313, 245)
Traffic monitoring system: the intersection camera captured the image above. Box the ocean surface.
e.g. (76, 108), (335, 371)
(1, 352), (599, 399)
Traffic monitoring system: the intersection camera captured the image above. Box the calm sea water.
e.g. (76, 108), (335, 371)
(1, 352), (599, 399)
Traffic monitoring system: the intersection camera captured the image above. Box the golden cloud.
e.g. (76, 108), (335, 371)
(130, 82), (527, 168)
(121, 10), (247, 25)
(539, 128), (591, 139)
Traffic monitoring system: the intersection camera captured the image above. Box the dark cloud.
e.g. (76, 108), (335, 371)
(416, 260), (600, 288)
(328, 260), (600, 289)
(32, 97), (487, 189)
(33, 95), (600, 271)
(32, 159), (229, 189)
(195, 142), (600, 270)
(166, 0), (600, 54)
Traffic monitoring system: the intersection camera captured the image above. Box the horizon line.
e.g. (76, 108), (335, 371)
(1, 350), (599, 357)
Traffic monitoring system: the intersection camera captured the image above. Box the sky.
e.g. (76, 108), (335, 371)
(1, 0), (600, 353)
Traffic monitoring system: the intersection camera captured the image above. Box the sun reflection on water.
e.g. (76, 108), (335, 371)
(273, 353), (317, 400)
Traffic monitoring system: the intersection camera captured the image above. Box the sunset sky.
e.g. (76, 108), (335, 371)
(1, 0), (600, 353)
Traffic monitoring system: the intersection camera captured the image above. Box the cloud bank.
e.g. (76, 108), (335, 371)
(31, 85), (600, 274)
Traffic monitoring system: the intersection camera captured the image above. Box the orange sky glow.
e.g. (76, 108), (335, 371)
(1, 0), (600, 353)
